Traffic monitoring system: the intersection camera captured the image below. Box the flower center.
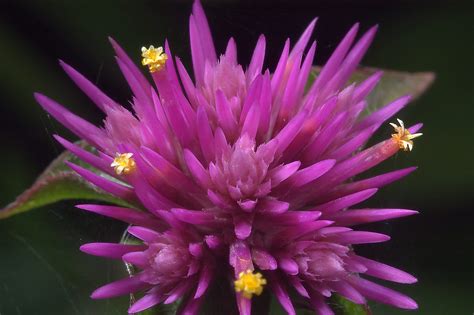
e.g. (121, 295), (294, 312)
(390, 118), (422, 151)
(111, 152), (136, 175)
(211, 135), (274, 206)
(234, 269), (267, 299)
(141, 45), (168, 73)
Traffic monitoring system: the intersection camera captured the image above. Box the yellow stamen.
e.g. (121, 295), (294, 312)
(141, 45), (168, 73)
(390, 118), (423, 151)
(234, 269), (267, 299)
(111, 153), (136, 175)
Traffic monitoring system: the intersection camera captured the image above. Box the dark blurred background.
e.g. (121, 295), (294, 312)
(0, 0), (472, 314)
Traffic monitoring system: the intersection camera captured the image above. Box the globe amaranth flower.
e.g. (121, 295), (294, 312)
(35, 0), (422, 313)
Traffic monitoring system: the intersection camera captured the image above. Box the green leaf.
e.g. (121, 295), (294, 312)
(330, 294), (371, 315)
(308, 66), (435, 116)
(0, 141), (134, 219)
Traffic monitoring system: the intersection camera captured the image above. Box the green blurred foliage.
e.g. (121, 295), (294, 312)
(0, 0), (472, 314)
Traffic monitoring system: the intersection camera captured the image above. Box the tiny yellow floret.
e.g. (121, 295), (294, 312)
(234, 269), (267, 299)
(141, 45), (168, 73)
(390, 118), (423, 151)
(111, 153), (136, 175)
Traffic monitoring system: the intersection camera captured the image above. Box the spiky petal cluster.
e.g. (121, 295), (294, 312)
(35, 1), (422, 314)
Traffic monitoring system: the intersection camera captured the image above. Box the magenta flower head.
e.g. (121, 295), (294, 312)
(34, 0), (423, 313)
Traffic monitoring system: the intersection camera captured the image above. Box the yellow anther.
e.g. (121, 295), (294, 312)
(141, 45), (168, 73)
(111, 153), (136, 175)
(234, 269), (267, 299)
(390, 119), (423, 151)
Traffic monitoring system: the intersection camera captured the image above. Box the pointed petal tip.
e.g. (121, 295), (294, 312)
(58, 59), (76, 73)
(192, 0), (203, 10)
(33, 92), (46, 103)
(404, 275), (418, 284)
(400, 297), (418, 309)
(79, 244), (90, 254)
(90, 287), (107, 300)
(326, 158), (337, 168)
(75, 204), (97, 212)
(108, 37), (126, 55)
(368, 24), (379, 34)
(306, 17), (318, 30)
(400, 94), (413, 103)
(52, 134), (64, 142)
(365, 187), (379, 195)
(64, 160), (77, 170)
(346, 22), (360, 37)
(409, 123), (423, 134)
(108, 36), (119, 47)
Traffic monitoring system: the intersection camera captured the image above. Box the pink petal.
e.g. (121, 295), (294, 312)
(59, 60), (119, 112)
(327, 208), (418, 226)
(291, 18), (317, 57)
(91, 276), (148, 299)
(325, 231), (390, 245)
(251, 248), (278, 270)
(353, 71), (383, 103)
(349, 276), (418, 309)
(265, 211), (321, 225)
(331, 281), (366, 304)
(256, 199), (289, 214)
(352, 255), (417, 284)
(192, 0), (217, 63)
(122, 251), (148, 268)
(278, 257), (299, 275)
(229, 240), (253, 276)
(194, 263), (213, 298)
(267, 272), (296, 315)
(127, 226), (160, 243)
(271, 39), (290, 93)
(356, 95), (411, 131)
(234, 214), (253, 240)
(76, 204), (163, 229)
(109, 37), (152, 98)
(54, 135), (112, 174)
(269, 161), (301, 187)
(322, 167), (417, 203)
(80, 243), (145, 259)
(285, 159), (336, 188)
(275, 220), (334, 244)
(128, 291), (163, 314)
(309, 23), (359, 94)
(196, 106), (216, 164)
(247, 35), (266, 84)
(66, 162), (135, 201)
(313, 188), (378, 214)
(164, 280), (194, 304)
